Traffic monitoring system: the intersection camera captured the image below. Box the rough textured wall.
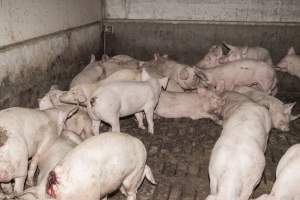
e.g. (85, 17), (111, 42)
(104, 0), (300, 23)
(0, 1), (102, 109)
(0, 0), (102, 47)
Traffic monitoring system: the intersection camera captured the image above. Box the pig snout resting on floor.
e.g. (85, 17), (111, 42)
(70, 54), (106, 88)
(195, 45), (224, 69)
(46, 132), (156, 200)
(277, 47), (300, 79)
(195, 59), (277, 95)
(87, 69), (168, 134)
(0, 106), (78, 195)
(155, 82), (225, 124)
(60, 68), (142, 106)
(207, 101), (272, 200)
(220, 42), (273, 65)
(253, 143), (300, 200)
(234, 86), (300, 131)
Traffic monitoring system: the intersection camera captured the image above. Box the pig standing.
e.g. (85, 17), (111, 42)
(207, 100), (272, 200)
(70, 54), (106, 88)
(143, 54), (200, 90)
(220, 42), (273, 65)
(234, 86), (300, 131)
(46, 132), (156, 200)
(155, 84), (225, 124)
(6, 131), (82, 200)
(196, 45), (224, 69)
(0, 106), (77, 194)
(60, 68), (142, 106)
(195, 59), (277, 95)
(277, 47), (300, 79)
(87, 69), (168, 134)
(253, 143), (300, 200)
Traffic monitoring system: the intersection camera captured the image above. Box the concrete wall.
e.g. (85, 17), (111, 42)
(104, 0), (300, 23)
(0, 1), (103, 109)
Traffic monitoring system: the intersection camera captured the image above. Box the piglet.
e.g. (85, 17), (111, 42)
(277, 47), (300, 79)
(207, 101), (272, 200)
(155, 83), (225, 124)
(234, 86), (300, 131)
(87, 69), (168, 134)
(196, 45), (223, 69)
(0, 106), (78, 194)
(220, 42), (273, 65)
(195, 59), (277, 95)
(46, 132), (156, 200)
(253, 143), (300, 200)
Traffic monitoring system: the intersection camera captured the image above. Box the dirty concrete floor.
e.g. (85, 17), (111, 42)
(101, 92), (300, 200)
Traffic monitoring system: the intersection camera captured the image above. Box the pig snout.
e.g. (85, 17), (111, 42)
(47, 171), (59, 198)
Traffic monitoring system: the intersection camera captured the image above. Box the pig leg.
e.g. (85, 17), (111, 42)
(122, 170), (144, 200)
(92, 120), (101, 135)
(110, 117), (121, 132)
(144, 107), (155, 134)
(134, 112), (145, 130)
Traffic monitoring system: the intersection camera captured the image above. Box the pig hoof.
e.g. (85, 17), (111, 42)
(139, 125), (146, 130)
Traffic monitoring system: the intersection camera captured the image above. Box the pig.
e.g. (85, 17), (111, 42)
(206, 101), (272, 200)
(234, 86), (300, 131)
(155, 82), (225, 124)
(70, 54), (106, 88)
(0, 106), (78, 194)
(277, 47), (300, 79)
(195, 59), (277, 95)
(196, 45), (224, 69)
(38, 85), (65, 109)
(220, 42), (273, 65)
(143, 54), (200, 90)
(46, 132), (156, 200)
(5, 131), (82, 200)
(60, 68), (143, 106)
(253, 143), (300, 200)
(87, 69), (168, 134)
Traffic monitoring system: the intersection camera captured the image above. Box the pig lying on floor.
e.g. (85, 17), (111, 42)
(46, 132), (156, 200)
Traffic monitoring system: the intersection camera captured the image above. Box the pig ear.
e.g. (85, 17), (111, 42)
(101, 54), (109, 62)
(141, 68), (151, 81)
(287, 47), (296, 55)
(58, 106), (79, 135)
(90, 54), (96, 64)
(50, 85), (59, 90)
(159, 77), (169, 89)
(222, 42), (235, 50)
(284, 102), (296, 114)
(179, 68), (189, 80)
(291, 114), (300, 121)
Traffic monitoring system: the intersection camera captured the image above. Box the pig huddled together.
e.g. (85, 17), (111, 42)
(0, 42), (300, 200)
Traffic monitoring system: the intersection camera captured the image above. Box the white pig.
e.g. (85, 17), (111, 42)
(6, 131), (82, 200)
(196, 45), (224, 69)
(38, 85), (66, 109)
(0, 106), (78, 194)
(143, 54), (200, 90)
(155, 83), (225, 123)
(253, 143), (300, 200)
(206, 101), (272, 200)
(234, 86), (300, 131)
(60, 68), (143, 106)
(195, 59), (277, 95)
(70, 54), (106, 88)
(87, 69), (168, 134)
(277, 47), (300, 79)
(46, 132), (156, 200)
(220, 42), (273, 65)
